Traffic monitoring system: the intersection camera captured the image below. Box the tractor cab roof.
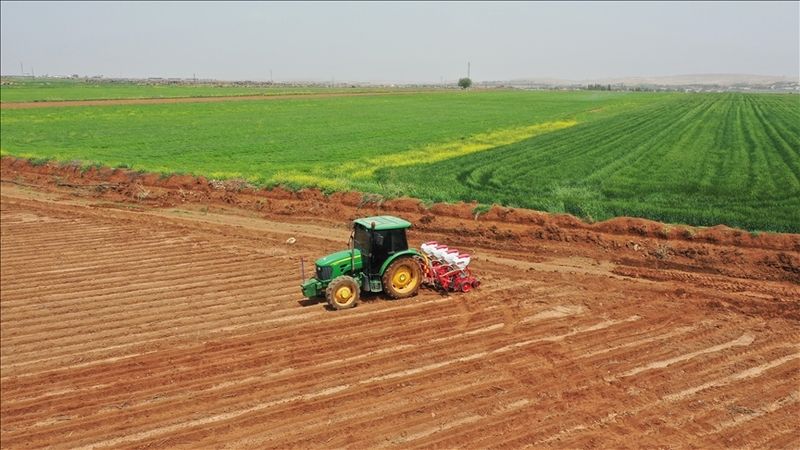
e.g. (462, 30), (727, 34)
(353, 215), (412, 231)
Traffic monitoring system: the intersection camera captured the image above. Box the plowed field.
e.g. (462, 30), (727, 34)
(1, 160), (799, 448)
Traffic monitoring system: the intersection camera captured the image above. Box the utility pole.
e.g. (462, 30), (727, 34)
(20, 61), (23, 75)
(270, 69), (273, 83)
(467, 61), (470, 79)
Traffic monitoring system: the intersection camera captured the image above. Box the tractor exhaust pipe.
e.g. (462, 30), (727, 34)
(349, 228), (355, 275)
(300, 257), (306, 283)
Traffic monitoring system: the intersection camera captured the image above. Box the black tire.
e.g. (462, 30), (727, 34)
(382, 257), (422, 299)
(326, 275), (360, 310)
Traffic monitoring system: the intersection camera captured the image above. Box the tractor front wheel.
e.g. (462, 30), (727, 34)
(382, 257), (422, 299)
(326, 276), (360, 310)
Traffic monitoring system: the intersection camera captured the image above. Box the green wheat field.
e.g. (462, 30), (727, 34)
(1, 79), (798, 232)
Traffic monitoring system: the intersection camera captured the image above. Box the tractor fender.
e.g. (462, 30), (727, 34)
(378, 249), (421, 275)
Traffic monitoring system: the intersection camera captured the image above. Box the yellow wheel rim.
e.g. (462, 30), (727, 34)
(391, 264), (418, 294)
(334, 286), (353, 305)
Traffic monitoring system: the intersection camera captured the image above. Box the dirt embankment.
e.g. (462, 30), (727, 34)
(2, 156), (799, 286)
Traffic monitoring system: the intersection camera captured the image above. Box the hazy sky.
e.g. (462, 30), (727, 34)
(1, 1), (798, 82)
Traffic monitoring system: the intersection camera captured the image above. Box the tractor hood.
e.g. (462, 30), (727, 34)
(316, 249), (362, 268)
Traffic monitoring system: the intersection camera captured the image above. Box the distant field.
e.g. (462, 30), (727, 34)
(1, 88), (798, 231)
(0, 78), (388, 103)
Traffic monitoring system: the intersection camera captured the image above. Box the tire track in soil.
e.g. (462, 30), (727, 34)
(1, 306), (592, 436)
(415, 343), (797, 449)
(56, 317), (636, 450)
(385, 318), (794, 447)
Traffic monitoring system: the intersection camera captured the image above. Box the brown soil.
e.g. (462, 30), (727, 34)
(0, 91), (431, 109)
(1, 157), (798, 448)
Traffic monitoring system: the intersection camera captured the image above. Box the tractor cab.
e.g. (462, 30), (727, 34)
(352, 216), (411, 280)
(301, 215), (422, 310)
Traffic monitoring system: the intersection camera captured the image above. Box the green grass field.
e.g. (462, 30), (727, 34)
(1, 87), (798, 232)
(0, 77), (388, 103)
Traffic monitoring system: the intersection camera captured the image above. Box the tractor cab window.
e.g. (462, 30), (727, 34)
(377, 230), (408, 254)
(353, 226), (371, 255)
(370, 230), (408, 269)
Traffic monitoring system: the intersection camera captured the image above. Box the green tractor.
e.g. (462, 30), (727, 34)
(301, 215), (423, 310)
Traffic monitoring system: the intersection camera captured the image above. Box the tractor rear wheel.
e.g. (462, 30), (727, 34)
(382, 257), (422, 299)
(326, 275), (360, 310)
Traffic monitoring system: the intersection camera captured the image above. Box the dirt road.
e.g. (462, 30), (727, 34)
(0, 90), (430, 109)
(1, 160), (798, 448)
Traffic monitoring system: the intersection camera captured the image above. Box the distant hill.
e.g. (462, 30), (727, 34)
(591, 74), (796, 86)
(491, 73), (797, 88)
